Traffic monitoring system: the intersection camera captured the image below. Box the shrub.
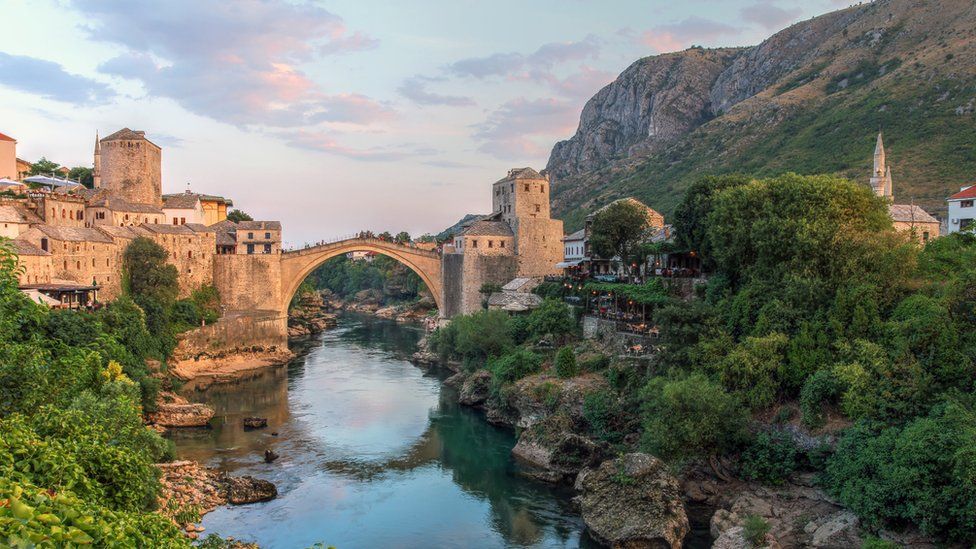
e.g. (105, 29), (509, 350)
(800, 369), (842, 429)
(860, 537), (898, 549)
(824, 400), (976, 542)
(713, 332), (788, 410)
(579, 353), (610, 372)
(742, 515), (771, 546)
(740, 430), (798, 485)
(554, 346), (579, 378)
(488, 348), (542, 385)
(640, 373), (749, 462)
(583, 389), (624, 444)
(171, 299), (200, 327)
(524, 298), (576, 343)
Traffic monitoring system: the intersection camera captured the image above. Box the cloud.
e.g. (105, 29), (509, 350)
(280, 130), (436, 162)
(545, 66), (614, 99)
(472, 97), (580, 159)
(0, 51), (115, 105)
(398, 76), (475, 107)
(446, 35), (601, 80)
(740, 2), (803, 30)
(639, 17), (742, 53)
(72, 0), (386, 128)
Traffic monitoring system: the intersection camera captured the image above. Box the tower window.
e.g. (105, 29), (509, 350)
(488, 240), (493, 248)
(535, 204), (541, 213)
(524, 184), (529, 192)
(500, 241), (505, 248)
(541, 184), (545, 193)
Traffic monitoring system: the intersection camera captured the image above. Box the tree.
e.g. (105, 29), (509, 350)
(672, 174), (750, 268)
(226, 209), (253, 222)
(588, 200), (651, 280)
(26, 157), (60, 176)
(123, 238), (179, 306)
(68, 167), (94, 188)
(554, 346), (579, 378)
(394, 231), (411, 244)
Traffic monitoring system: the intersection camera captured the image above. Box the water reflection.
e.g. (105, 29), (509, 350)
(170, 313), (591, 548)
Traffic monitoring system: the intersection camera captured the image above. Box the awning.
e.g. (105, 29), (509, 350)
(555, 259), (585, 268)
(20, 289), (60, 306)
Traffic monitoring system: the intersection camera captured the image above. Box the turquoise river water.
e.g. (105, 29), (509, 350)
(169, 313), (598, 548)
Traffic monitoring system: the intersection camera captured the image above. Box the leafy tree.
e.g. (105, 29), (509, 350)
(123, 238), (179, 307)
(226, 209), (253, 222)
(488, 348), (542, 384)
(588, 200), (651, 278)
(394, 231), (411, 244)
(26, 157), (60, 176)
(640, 373), (748, 462)
(713, 332), (789, 410)
(554, 346), (578, 378)
(825, 400), (976, 542)
(740, 430), (798, 485)
(524, 298), (576, 343)
(672, 174), (749, 267)
(68, 166), (94, 188)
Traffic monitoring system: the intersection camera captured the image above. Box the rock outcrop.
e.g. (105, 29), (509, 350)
(512, 419), (604, 483)
(220, 474), (277, 504)
(458, 370), (492, 406)
(574, 453), (689, 548)
(147, 402), (215, 428)
(288, 290), (337, 338)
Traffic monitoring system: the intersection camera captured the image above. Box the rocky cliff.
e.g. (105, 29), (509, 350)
(548, 0), (976, 227)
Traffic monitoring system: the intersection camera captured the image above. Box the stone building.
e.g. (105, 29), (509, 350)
(11, 239), (51, 285)
(16, 225), (121, 298)
(139, 224), (217, 296)
(0, 132), (17, 181)
(452, 220), (515, 255)
(94, 128), (163, 207)
(581, 197), (666, 276)
(28, 194), (88, 227)
(86, 194), (165, 227)
(234, 221), (282, 255)
(0, 201), (43, 238)
(162, 191), (232, 226)
(868, 133), (940, 243)
(490, 167), (564, 276)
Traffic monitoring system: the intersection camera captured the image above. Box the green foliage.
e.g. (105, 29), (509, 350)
(713, 333), (788, 410)
(67, 166), (94, 188)
(860, 537), (899, 549)
(740, 431), (798, 485)
(742, 515), (771, 547)
(226, 209), (253, 222)
(523, 298), (577, 343)
(825, 401), (976, 542)
(311, 254), (425, 304)
(488, 348), (542, 385)
(124, 238), (179, 307)
(428, 309), (513, 367)
(588, 199), (652, 265)
(171, 299), (200, 327)
(672, 175), (750, 267)
(800, 369), (842, 429)
(582, 389), (626, 445)
(554, 346), (578, 378)
(26, 157), (60, 176)
(640, 374), (748, 462)
(579, 353), (610, 373)
(190, 284), (221, 324)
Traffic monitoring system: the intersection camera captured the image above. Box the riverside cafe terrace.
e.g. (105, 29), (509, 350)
(558, 278), (670, 338)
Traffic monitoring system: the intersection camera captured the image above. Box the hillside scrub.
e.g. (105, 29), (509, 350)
(0, 239), (189, 546)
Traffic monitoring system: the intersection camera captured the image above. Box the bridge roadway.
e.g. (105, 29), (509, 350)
(279, 237), (443, 313)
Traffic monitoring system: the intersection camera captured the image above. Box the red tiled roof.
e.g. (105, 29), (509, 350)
(948, 186), (976, 200)
(0, 132), (15, 142)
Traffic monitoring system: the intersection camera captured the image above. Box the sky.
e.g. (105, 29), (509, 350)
(0, 0), (849, 247)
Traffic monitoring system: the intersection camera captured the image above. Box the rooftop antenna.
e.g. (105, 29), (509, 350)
(185, 181), (191, 194)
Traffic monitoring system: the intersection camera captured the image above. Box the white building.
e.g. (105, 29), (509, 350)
(556, 229), (587, 271)
(946, 185), (976, 233)
(162, 192), (205, 226)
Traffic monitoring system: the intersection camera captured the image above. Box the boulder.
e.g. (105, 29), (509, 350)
(711, 526), (781, 549)
(264, 449), (279, 463)
(575, 453), (689, 548)
(148, 403), (214, 428)
(443, 372), (466, 389)
(218, 475), (277, 504)
(458, 370), (492, 406)
(512, 420), (604, 484)
(242, 417), (268, 430)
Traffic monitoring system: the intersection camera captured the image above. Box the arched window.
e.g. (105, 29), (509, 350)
(61, 209), (66, 219)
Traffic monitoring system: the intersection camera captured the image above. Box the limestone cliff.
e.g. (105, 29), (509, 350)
(548, 0), (976, 225)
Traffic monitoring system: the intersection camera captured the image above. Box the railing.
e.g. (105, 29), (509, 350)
(283, 235), (441, 256)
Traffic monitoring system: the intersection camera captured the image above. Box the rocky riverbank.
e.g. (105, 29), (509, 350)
(288, 290), (338, 337)
(420, 337), (942, 549)
(323, 288), (436, 323)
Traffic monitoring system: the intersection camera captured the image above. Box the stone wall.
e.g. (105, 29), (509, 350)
(99, 139), (162, 206)
(441, 252), (519, 317)
(34, 196), (86, 227)
(17, 227), (122, 299)
(171, 311), (287, 360)
(514, 217), (564, 277)
(149, 230), (216, 297)
(213, 253), (282, 313)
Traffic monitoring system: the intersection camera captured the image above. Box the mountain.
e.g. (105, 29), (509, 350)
(547, 0), (976, 230)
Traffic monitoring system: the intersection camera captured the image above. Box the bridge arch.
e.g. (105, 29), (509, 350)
(279, 238), (443, 315)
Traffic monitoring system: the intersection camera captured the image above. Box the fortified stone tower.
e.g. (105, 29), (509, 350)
(96, 128), (162, 207)
(491, 167), (564, 277)
(869, 132), (893, 199)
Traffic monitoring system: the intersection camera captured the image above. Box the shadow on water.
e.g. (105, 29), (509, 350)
(169, 313), (599, 548)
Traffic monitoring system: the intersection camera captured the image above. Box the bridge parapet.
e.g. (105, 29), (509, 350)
(283, 237), (441, 259)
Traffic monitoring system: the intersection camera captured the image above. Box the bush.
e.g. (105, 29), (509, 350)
(640, 373), (749, 462)
(524, 298), (576, 343)
(824, 400), (976, 542)
(742, 514), (771, 546)
(429, 310), (513, 368)
(171, 299), (200, 327)
(488, 348), (542, 385)
(554, 346), (579, 378)
(579, 353), (610, 372)
(800, 369), (842, 429)
(740, 430), (798, 485)
(713, 332), (788, 410)
(583, 389), (625, 444)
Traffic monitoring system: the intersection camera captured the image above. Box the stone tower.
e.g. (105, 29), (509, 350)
(491, 167), (564, 276)
(96, 128), (162, 206)
(869, 132), (893, 199)
(92, 132), (101, 188)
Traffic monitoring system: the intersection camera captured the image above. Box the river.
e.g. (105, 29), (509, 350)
(169, 313), (596, 548)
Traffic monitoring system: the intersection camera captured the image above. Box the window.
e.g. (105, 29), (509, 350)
(106, 258), (109, 267)
(247, 243), (255, 254)
(40, 238), (48, 252)
(524, 184), (530, 192)
(180, 217), (186, 225)
(488, 240), (494, 248)
(471, 239), (478, 248)
(78, 210), (83, 220)
(963, 200), (974, 208)
(962, 219), (974, 231)
(541, 184), (545, 193)
(92, 258), (95, 267)
(188, 250), (193, 259)
(923, 231), (930, 241)
(510, 184), (514, 192)
(265, 232), (271, 239)
(61, 209), (66, 219)
(248, 232), (254, 239)
(535, 204), (541, 213)
(173, 218), (179, 225)
(500, 241), (505, 248)
(264, 244), (272, 254)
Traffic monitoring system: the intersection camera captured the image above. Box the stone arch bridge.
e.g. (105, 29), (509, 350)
(279, 237), (444, 313)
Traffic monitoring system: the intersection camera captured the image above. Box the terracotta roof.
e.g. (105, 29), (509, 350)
(163, 192), (232, 206)
(89, 196), (164, 214)
(96, 225), (143, 239)
(162, 193), (201, 209)
(184, 223), (214, 233)
(32, 225), (113, 243)
(236, 220), (281, 231)
(0, 132), (15, 142)
(216, 231), (237, 246)
(889, 204), (939, 224)
(487, 291), (543, 310)
(138, 224), (196, 235)
(948, 186), (976, 200)
(461, 220), (514, 237)
(0, 204), (42, 224)
(11, 239), (49, 256)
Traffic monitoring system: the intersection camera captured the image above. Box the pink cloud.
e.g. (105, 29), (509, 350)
(639, 17), (743, 53)
(473, 97), (580, 159)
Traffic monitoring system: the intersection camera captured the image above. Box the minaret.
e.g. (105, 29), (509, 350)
(93, 131), (101, 188)
(869, 132), (892, 199)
